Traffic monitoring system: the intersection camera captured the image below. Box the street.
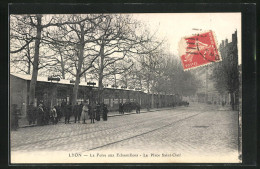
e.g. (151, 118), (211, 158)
(11, 103), (240, 163)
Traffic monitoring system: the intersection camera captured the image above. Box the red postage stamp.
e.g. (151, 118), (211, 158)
(178, 30), (221, 70)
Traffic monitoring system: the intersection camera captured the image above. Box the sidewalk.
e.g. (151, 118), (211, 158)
(18, 107), (174, 128)
(17, 103), (235, 128)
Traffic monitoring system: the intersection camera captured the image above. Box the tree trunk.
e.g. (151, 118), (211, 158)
(72, 32), (84, 106)
(27, 61), (31, 75)
(98, 44), (105, 103)
(26, 44), (31, 74)
(29, 15), (42, 105)
(72, 74), (81, 106)
(147, 81), (150, 111)
(59, 49), (66, 79)
(82, 61), (87, 82)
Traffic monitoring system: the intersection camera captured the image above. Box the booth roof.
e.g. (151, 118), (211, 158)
(10, 73), (145, 92)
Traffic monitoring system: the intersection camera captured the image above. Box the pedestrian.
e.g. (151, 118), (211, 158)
(42, 104), (49, 125)
(55, 105), (61, 122)
(136, 102), (141, 114)
(73, 103), (79, 123)
(65, 103), (71, 124)
(78, 102), (83, 122)
(222, 101), (225, 107)
(37, 104), (44, 126)
(89, 103), (95, 124)
(50, 106), (58, 124)
(96, 103), (101, 121)
(103, 104), (108, 121)
(81, 103), (88, 124)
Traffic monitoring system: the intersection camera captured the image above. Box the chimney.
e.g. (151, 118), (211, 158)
(232, 30), (237, 43)
(225, 39), (228, 46)
(222, 40), (225, 47)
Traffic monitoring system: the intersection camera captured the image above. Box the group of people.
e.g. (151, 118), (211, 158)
(27, 101), (109, 126)
(119, 102), (141, 114)
(80, 102), (108, 124)
(27, 103), (61, 126)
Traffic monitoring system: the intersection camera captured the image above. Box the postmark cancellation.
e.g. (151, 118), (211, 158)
(178, 30), (221, 71)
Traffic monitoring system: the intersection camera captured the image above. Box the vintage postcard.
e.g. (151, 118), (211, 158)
(9, 12), (242, 163)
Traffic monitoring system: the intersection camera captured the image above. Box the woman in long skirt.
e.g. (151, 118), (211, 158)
(81, 103), (88, 124)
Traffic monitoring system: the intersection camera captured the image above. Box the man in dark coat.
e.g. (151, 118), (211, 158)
(73, 103), (79, 123)
(43, 105), (49, 125)
(103, 104), (108, 121)
(78, 103), (83, 122)
(65, 103), (71, 124)
(136, 102), (141, 114)
(95, 103), (101, 121)
(89, 103), (95, 124)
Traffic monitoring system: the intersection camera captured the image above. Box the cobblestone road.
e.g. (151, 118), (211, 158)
(11, 103), (240, 163)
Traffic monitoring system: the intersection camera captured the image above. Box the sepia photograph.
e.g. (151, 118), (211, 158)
(9, 11), (242, 163)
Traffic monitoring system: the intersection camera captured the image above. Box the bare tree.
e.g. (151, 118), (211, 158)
(10, 15), (36, 74)
(91, 14), (163, 103)
(10, 14), (65, 105)
(46, 14), (105, 106)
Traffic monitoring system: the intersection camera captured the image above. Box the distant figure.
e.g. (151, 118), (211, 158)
(96, 103), (101, 121)
(103, 104), (108, 121)
(64, 103), (71, 124)
(136, 102), (141, 114)
(222, 101), (225, 107)
(50, 106), (57, 124)
(78, 103), (83, 122)
(42, 104), (49, 125)
(81, 103), (88, 124)
(37, 104), (44, 126)
(55, 105), (61, 122)
(89, 103), (95, 124)
(119, 103), (124, 114)
(73, 103), (81, 123)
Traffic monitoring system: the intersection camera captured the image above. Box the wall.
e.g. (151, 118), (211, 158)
(10, 75), (28, 117)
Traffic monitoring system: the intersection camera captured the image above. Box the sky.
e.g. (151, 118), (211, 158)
(10, 13), (241, 76)
(132, 13), (241, 64)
